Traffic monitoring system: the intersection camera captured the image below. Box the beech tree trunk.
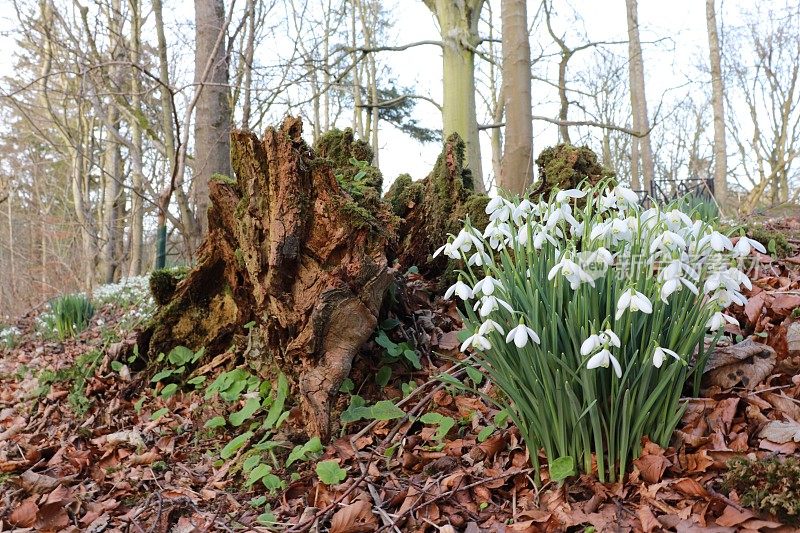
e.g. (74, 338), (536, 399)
(706, 0), (728, 210)
(500, 0), (534, 193)
(141, 118), (394, 440)
(625, 0), (654, 192)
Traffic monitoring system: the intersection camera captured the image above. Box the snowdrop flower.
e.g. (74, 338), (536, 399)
(512, 199), (533, 226)
(733, 236), (767, 257)
(709, 288), (747, 308)
(444, 279), (473, 300)
(664, 209), (693, 231)
(474, 295), (514, 317)
(659, 260), (699, 303)
(706, 311), (739, 331)
(506, 321), (541, 348)
(704, 269), (751, 294)
(473, 275), (503, 296)
(652, 345), (680, 368)
(650, 231), (687, 255)
(467, 250), (490, 267)
(484, 221), (513, 250)
(433, 242), (461, 260)
(586, 348), (622, 378)
(615, 288), (653, 319)
(698, 231), (733, 252)
(548, 254), (595, 289)
(580, 328), (621, 356)
(460, 331), (492, 352)
(545, 203), (580, 231)
(613, 185), (639, 207)
(555, 188), (587, 203)
(486, 196), (513, 222)
(478, 319), (505, 336)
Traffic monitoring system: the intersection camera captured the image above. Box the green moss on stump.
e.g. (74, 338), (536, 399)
(149, 267), (189, 306)
(533, 144), (614, 199)
(723, 457), (800, 525)
(748, 226), (793, 258)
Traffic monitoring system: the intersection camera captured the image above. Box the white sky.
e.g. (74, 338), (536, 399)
(0, 0), (756, 188)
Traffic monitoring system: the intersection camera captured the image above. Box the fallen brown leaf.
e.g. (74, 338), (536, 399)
(329, 500), (378, 533)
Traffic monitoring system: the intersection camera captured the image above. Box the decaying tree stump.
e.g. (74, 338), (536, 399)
(384, 132), (489, 278)
(139, 117), (395, 439)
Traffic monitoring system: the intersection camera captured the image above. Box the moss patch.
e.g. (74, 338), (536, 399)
(723, 457), (800, 525)
(533, 144), (614, 199)
(149, 267), (189, 306)
(747, 226), (793, 258)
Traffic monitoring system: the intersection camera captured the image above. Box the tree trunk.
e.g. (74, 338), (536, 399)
(141, 118), (394, 440)
(499, 0), (534, 193)
(625, 0), (654, 192)
(128, 0), (145, 277)
(424, 0), (486, 193)
(706, 0), (728, 211)
(193, 0), (233, 249)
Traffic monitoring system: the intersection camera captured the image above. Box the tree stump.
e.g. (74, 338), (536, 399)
(139, 117), (395, 439)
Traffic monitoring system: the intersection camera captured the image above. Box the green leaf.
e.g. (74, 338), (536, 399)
(550, 456), (575, 483)
(420, 412), (456, 440)
(340, 395), (368, 423)
(150, 407), (169, 421)
(403, 349), (422, 369)
(466, 366), (483, 385)
(111, 360), (123, 372)
(380, 318), (401, 330)
(133, 397), (145, 414)
(368, 400), (405, 421)
(230, 398), (261, 427)
(375, 331), (397, 351)
(477, 425), (494, 442)
(257, 511), (277, 525)
(263, 373), (288, 430)
(151, 368), (173, 383)
(286, 437), (322, 467)
(204, 416), (226, 429)
(246, 463), (272, 487)
(160, 383), (178, 399)
(339, 378), (354, 393)
(262, 474), (283, 491)
(168, 346), (194, 366)
(190, 346), (205, 364)
(244, 320), (256, 330)
(242, 455), (261, 473)
(376, 366), (392, 388)
(493, 409), (509, 427)
(187, 375), (206, 387)
(316, 460), (347, 485)
(249, 495), (267, 507)
(220, 431), (253, 459)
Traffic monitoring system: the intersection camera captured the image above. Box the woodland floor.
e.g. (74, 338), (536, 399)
(1, 216), (800, 533)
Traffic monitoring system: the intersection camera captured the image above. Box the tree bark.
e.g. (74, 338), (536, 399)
(625, 0), (654, 192)
(705, 0), (728, 210)
(141, 118), (394, 440)
(499, 0), (534, 193)
(193, 0), (233, 248)
(424, 0), (486, 192)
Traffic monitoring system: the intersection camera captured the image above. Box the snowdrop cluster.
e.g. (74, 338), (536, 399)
(1, 326), (21, 347)
(438, 181), (757, 482)
(93, 275), (153, 307)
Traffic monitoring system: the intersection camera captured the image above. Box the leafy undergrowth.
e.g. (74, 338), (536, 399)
(0, 244), (799, 532)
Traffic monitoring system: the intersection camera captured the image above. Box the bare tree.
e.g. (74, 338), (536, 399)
(423, 0), (486, 192)
(625, 0), (655, 192)
(499, 0), (533, 193)
(706, 0), (728, 211)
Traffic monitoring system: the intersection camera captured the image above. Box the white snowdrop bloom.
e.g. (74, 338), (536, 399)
(603, 328), (621, 348)
(486, 197), (513, 223)
(660, 277), (699, 303)
(704, 269), (749, 294)
(613, 185), (639, 207)
(433, 242), (461, 260)
(652, 345), (680, 368)
(659, 260), (699, 303)
(460, 331), (492, 352)
(506, 322), (541, 348)
(512, 199), (533, 226)
(473, 275), (503, 296)
(664, 209), (693, 231)
(474, 295), (514, 317)
(615, 288), (653, 319)
(709, 288), (747, 308)
(590, 220), (611, 241)
(706, 311), (739, 331)
(451, 229), (475, 254)
(478, 319), (505, 336)
(548, 255), (595, 289)
(444, 279), (473, 301)
(555, 188), (587, 203)
(483, 221), (513, 250)
(580, 333), (603, 356)
(650, 230), (687, 254)
(699, 231), (733, 252)
(467, 250), (491, 267)
(611, 218), (634, 244)
(599, 189), (618, 210)
(586, 348), (622, 378)
(485, 196), (507, 215)
(733, 236), (767, 257)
